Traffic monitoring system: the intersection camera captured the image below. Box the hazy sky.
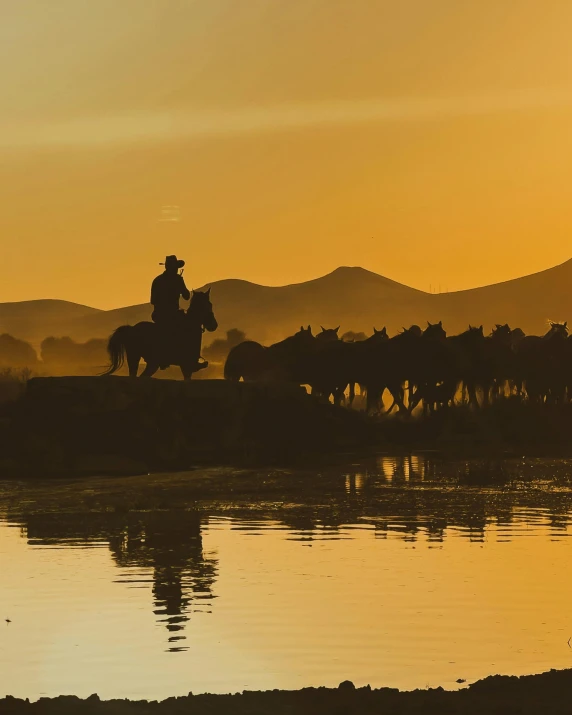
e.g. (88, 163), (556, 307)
(3, 0), (572, 308)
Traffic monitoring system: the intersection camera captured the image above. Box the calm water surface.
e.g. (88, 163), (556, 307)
(2, 456), (572, 699)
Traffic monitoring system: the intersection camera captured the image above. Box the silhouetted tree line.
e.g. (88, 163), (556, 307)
(41, 336), (108, 368)
(0, 329), (248, 376)
(0, 334), (38, 367)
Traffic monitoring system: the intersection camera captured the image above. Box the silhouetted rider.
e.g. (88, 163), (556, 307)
(151, 255), (190, 368)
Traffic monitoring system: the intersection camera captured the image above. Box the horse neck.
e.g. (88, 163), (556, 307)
(185, 307), (206, 333)
(490, 333), (510, 347)
(548, 332), (567, 345)
(272, 334), (313, 351)
(422, 331), (445, 343)
(365, 335), (387, 346)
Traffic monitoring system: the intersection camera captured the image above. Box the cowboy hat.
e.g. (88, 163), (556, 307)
(160, 255), (185, 269)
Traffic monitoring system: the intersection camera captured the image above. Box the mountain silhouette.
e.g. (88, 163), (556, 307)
(2, 260), (572, 346)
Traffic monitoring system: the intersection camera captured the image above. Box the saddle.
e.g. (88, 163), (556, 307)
(154, 311), (208, 371)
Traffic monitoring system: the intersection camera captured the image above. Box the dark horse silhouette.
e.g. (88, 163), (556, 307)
(224, 326), (316, 382)
(102, 289), (218, 379)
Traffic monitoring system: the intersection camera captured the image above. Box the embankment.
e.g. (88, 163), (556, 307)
(0, 377), (376, 477)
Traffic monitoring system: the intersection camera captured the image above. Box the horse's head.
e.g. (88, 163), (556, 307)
(423, 320), (447, 340)
(289, 325), (314, 347)
(370, 326), (389, 343)
(468, 324), (484, 336)
(546, 320), (568, 341)
(490, 323), (512, 343)
(406, 324), (423, 338)
(316, 326), (340, 342)
(187, 288), (218, 332)
(455, 324), (485, 348)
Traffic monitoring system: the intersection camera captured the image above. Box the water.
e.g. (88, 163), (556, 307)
(2, 456), (572, 700)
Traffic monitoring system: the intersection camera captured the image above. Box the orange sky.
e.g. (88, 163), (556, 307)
(2, 1), (572, 309)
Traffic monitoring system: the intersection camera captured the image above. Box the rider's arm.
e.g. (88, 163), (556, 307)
(150, 277), (159, 306)
(179, 275), (191, 301)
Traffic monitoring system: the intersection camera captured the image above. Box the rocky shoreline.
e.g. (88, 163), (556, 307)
(2, 670), (572, 713)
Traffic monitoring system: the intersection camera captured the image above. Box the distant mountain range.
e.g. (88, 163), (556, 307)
(2, 260), (572, 347)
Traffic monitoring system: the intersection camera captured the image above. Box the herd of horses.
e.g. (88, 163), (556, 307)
(101, 291), (572, 415)
(224, 321), (572, 414)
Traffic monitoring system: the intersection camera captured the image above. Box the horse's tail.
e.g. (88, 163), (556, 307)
(224, 343), (244, 381)
(100, 325), (132, 376)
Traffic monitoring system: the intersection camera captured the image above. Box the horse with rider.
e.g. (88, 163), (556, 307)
(103, 255), (218, 379)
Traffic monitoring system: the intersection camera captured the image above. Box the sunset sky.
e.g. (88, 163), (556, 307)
(3, 1), (572, 309)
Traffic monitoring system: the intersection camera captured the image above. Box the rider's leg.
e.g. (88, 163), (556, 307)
(152, 311), (174, 370)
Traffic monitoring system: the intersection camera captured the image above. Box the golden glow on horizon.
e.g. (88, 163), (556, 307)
(2, 1), (572, 308)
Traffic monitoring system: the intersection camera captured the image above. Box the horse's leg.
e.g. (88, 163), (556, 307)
(181, 364), (193, 380)
(335, 382), (348, 406)
(348, 382), (355, 407)
(365, 385), (378, 414)
(408, 382), (423, 413)
(140, 361), (159, 378)
(391, 383), (408, 414)
(467, 381), (479, 408)
(127, 353), (141, 378)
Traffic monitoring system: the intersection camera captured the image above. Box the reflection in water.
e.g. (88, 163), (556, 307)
(25, 511), (217, 651)
(376, 455), (426, 483)
(3, 456), (572, 699)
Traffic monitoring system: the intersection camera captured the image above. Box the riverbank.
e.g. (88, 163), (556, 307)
(2, 669), (572, 714)
(3, 376), (572, 478)
(0, 377), (376, 477)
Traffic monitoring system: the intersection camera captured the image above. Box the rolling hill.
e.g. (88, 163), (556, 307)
(2, 259), (572, 347)
(0, 300), (101, 348)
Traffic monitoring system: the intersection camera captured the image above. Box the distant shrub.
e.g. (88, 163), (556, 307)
(41, 336), (108, 369)
(341, 330), (368, 342)
(0, 334), (38, 367)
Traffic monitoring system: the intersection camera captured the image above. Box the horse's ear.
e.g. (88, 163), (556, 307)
(206, 286), (211, 297)
(300, 325), (304, 332)
(320, 325), (325, 332)
(373, 327), (378, 334)
(335, 326), (340, 334)
(438, 320), (442, 326)
(307, 325), (312, 334)
(427, 321), (431, 327)
(565, 321), (568, 328)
